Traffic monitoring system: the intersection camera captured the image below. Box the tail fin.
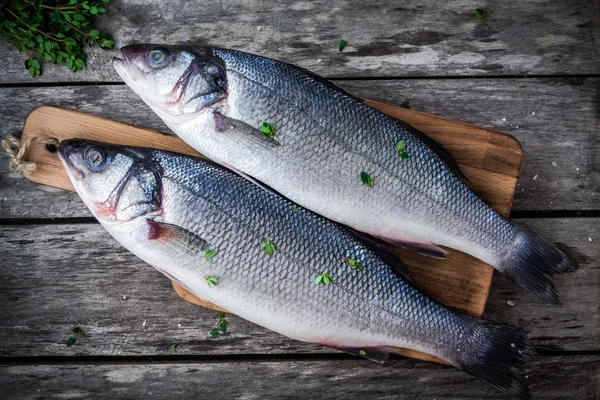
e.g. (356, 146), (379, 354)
(499, 223), (579, 304)
(455, 320), (536, 399)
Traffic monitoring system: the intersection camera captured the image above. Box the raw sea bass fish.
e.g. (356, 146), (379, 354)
(59, 139), (534, 399)
(113, 44), (578, 304)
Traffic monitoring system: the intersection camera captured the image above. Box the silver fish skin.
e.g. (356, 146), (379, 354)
(59, 139), (533, 399)
(113, 44), (577, 304)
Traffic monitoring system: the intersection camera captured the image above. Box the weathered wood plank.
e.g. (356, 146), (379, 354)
(0, 78), (597, 219)
(1, 0), (598, 83)
(0, 218), (596, 357)
(0, 356), (598, 399)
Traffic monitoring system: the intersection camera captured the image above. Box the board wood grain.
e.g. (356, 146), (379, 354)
(17, 104), (522, 364)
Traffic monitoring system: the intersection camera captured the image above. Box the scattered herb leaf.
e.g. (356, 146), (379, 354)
(170, 343), (178, 350)
(72, 326), (85, 339)
(396, 140), (409, 159)
(315, 272), (332, 285)
(208, 329), (220, 337)
(343, 257), (365, 271)
(205, 275), (219, 288)
(28, 321), (38, 327)
(218, 311), (227, 333)
(360, 172), (373, 187)
(204, 249), (216, 260)
(338, 39), (347, 52)
(263, 238), (275, 257)
(292, 205), (300, 213)
(0, 0), (115, 77)
(474, 8), (488, 20)
(66, 337), (76, 347)
(359, 349), (367, 356)
(260, 122), (275, 138)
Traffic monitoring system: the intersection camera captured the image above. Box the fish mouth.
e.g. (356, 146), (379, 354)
(57, 139), (86, 181)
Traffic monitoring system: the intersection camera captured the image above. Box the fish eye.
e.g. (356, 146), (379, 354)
(84, 147), (109, 172)
(147, 48), (169, 67)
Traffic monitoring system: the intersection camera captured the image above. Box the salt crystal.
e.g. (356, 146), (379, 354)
(142, 320), (147, 327)
(576, 168), (580, 171)
(257, 26), (262, 31)
(552, 161), (558, 166)
(507, 300), (515, 307)
(178, 323), (182, 328)
(589, 238), (593, 242)
(531, 112), (535, 115)
(533, 175), (538, 180)
(501, 117), (506, 122)
(316, 59), (322, 63)
(122, 296), (127, 300)
(511, 343), (516, 348)
(516, 125), (519, 128)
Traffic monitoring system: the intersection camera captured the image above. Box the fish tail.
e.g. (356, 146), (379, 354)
(498, 223), (579, 304)
(452, 320), (536, 400)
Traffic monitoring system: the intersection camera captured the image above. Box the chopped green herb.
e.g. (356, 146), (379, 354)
(343, 257), (365, 271)
(72, 326), (85, 339)
(205, 275), (219, 288)
(315, 273), (332, 285)
(474, 8), (488, 20)
(170, 343), (178, 350)
(338, 39), (347, 52)
(261, 122), (275, 137)
(218, 311), (227, 333)
(359, 349), (367, 356)
(208, 329), (220, 337)
(396, 140), (409, 159)
(66, 337), (76, 347)
(204, 249), (216, 260)
(292, 205), (300, 213)
(27, 321), (38, 327)
(360, 172), (373, 187)
(263, 238), (275, 257)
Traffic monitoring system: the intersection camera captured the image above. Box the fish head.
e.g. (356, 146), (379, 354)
(58, 139), (162, 224)
(113, 44), (226, 124)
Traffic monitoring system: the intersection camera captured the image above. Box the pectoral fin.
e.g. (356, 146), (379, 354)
(147, 220), (208, 257)
(214, 111), (280, 149)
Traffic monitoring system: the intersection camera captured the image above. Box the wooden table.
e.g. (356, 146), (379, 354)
(0, 1), (598, 398)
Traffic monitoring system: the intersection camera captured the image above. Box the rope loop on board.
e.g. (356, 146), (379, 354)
(2, 135), (59, 176)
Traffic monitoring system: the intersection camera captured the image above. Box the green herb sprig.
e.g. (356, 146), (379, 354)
(338, 39), (347, 52)
(343, 257), (364, 271)
(474, 8), (488, 20)
(360, 172), (373, 187)
(205, 275), (219, 288)
(261, 122), (275, 138)
(315, 272), (332, 285)
(0, 0), (115, 77)
(263, 238), (275, 256)
(66, 326), (84, 347)
(204, 249), (216, 260)
(396, 140), (409, 159)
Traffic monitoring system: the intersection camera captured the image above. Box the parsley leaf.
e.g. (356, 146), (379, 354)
(170, 343), (178, 350)
(261, 122), (275, 137)
(208, 329), (220, 337)
(475, 8), (488, 20)
(204, 249), (216, 260)
(343, 257), (365, 271)
(360, 172), (373, 187)
(72, 326), (85, 339)
(205, 275), (219, 288)
(315, 273), (332, 285)
(396, 140), (409, 159)
(263, 238), (275, 257)
(338, 39), (347, 52)
(66, 337), (76, 347)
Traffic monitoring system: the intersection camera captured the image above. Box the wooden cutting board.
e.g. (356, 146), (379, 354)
(18, 104), (522, 363)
